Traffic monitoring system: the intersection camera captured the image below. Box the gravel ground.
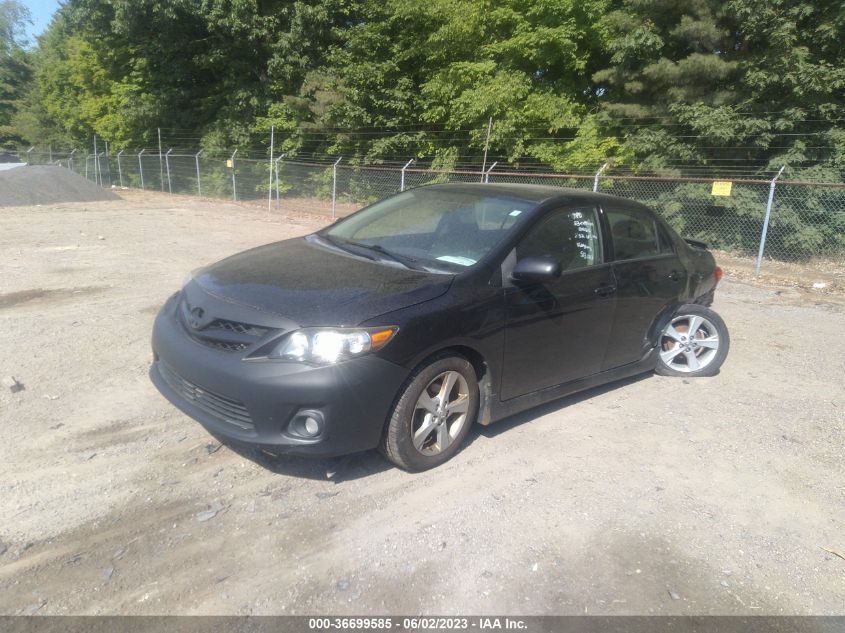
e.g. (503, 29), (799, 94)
(0, 166), (119, 207)
(0, 190), (843, 616)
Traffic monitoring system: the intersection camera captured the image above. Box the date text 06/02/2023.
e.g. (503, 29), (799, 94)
(307, 617), (528, 630)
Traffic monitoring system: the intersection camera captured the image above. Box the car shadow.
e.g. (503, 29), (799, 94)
(211, 432), (391, 483)
(466, 372), (654, 444)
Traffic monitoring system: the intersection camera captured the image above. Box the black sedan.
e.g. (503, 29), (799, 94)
(150, 184), (729, 471)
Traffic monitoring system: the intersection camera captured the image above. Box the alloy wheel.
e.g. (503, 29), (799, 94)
(411, 370), (470, 456)
(659, 314), (721, 373)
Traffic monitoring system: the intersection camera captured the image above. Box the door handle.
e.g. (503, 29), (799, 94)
(668, 270), (682, 281)
(594, 283), (617, 297)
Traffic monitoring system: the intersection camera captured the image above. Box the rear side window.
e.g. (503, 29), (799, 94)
(606, 207), (674, 261)
(517, 206), (602, 271)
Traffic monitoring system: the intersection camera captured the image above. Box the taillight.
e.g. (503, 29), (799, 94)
(714, 266), (723, 283)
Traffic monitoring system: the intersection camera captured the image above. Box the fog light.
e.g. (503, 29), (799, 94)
(303, 416), (320, 437)
(289, 410), (324, 439)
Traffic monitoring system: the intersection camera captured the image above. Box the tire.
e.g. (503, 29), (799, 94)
(655, 304), (730, 377)
(381, 353), (479, 472)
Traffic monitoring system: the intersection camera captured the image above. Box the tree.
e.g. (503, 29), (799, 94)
(0, 0), (32, 146)
(28, 0), (350, 152)
(12, 0), (845, 177)
(592, 0), (845, 176)
(306, 0), (621, 169)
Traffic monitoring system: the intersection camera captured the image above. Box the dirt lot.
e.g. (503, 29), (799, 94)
(0, 190), (843, 616)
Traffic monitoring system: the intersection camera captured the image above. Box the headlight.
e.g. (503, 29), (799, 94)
(270, 327), (398, 364)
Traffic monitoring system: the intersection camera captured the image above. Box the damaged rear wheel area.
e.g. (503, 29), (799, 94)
(656, 304), (730, 378)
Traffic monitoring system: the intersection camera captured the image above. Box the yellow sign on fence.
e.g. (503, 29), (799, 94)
(226, 159), (233, 168)
(711, 181), (733, 196)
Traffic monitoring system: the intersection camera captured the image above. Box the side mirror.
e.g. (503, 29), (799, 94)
(510, 256), (562, 283)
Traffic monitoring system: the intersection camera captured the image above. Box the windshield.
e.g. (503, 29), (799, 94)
(323, 188), (535, 271)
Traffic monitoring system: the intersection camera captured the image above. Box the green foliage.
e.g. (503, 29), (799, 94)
(13, 0), (845, 177)
(0, 0), (29, 54)
(312, 0), (611, 166)
(0, 0), (32, 145)
(3, 0), (844, 260)
(593, 0), (845, 175)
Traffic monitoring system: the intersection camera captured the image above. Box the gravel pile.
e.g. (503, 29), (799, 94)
(0, 165), (118, 207)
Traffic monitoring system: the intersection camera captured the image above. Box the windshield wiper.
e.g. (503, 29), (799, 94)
(317, 234), (378, 260)
(340, 240), (428, 271)
(318, 234), (382, 262)
(317, 233), (350, 252)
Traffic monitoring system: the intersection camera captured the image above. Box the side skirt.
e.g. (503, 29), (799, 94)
(484, 348), (658, 424)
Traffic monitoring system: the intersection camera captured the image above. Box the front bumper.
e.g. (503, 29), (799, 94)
(150, 296), (409, 457)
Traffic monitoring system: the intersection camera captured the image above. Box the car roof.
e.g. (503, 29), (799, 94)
(422, 182), (650, 211)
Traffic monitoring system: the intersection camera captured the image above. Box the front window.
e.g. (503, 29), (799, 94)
(517, 206), (603, 271)
(323, 188), (535, 271)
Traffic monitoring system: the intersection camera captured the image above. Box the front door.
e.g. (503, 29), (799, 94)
(501, 205), (616, 401)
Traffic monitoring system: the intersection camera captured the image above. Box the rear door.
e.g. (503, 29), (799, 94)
(500, 205), (616, 400)
(600, 204), (687, 370)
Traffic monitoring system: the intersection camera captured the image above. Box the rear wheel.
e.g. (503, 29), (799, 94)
(381, 354), (479, 471)
(655, 305), (729, 377)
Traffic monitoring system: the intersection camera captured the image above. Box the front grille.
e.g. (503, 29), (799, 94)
(179, 300), (272, 353)
(158, 362), (254, 431)
(200, 339), (250, 353)
(209, 319), (269, 338)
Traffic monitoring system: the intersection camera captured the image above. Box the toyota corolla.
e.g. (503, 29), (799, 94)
(150, 184), (729, 471)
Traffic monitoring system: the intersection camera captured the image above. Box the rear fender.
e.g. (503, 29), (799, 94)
(646, 301), (686, 349)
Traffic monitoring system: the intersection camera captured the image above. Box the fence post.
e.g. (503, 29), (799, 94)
(138, 149), (146, 190)
(48, 145), (52, 163)
(98, 152), (107, 187)
(85, 155), (89, 180)
(165, 148), (173, 194)
(104, 142), (111, 187)
(755, 165), (786, 276)
(157, 128), (164, 191)
(484, 161), (498, 184)
(26, 146), (34, 164)
(400, 158), (414, 192)
(480, 116), (493, 182)
(69, 149), (77, 172)
(275, 153), (286, 209)
(116, 150), (124, 187)
(230, 150), (238, 201)
(331, 156), (342, 219)
(593, 162), (608, 192)
(195, 150), (203, 197)
(93, 136), (99, 185)
(268, 126), (274, 213)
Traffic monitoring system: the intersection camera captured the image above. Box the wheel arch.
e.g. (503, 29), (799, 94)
(647, 300), (724, 348)
(646, 301), (686, 349)
(404, 343), (495, 426)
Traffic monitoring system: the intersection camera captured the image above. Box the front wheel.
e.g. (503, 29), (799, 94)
(655, 304), (730, 377)
(381, 354), (479, 472)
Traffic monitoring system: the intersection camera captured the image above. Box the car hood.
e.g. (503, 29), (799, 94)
(191, 236), (454, 327)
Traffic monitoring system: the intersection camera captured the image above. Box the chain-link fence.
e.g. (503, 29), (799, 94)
(20, 149), (845, 269)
